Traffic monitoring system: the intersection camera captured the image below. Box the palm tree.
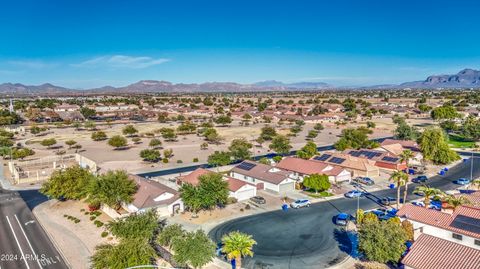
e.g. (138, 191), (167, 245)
(414, 185), (444, 208)
(472, 179), (480, 190)
(389, 170), (408, 209)
(400, 149), (415, 206)
(221, 231), (257, 269)
(444, 195), (471, 209)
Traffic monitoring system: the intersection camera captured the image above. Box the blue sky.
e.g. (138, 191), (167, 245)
(1, 0), (479, 88)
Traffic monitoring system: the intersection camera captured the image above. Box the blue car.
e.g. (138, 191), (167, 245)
(370, 208), (398, 221)
(345, 190), (365, 198)
(455, 178), (471, 185)
(412, 175), (428, 183)
(335, 213), (355, 226)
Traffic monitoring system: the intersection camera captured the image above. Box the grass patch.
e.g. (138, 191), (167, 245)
(304, 189), (333, 198)
(448, 134), (476, 148)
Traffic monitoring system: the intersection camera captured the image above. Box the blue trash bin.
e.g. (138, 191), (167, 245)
(439, 170), (445, 176)
(389, 183), (395, 189)
(444, 167), (449, 172)
(282, 204), (288, 212)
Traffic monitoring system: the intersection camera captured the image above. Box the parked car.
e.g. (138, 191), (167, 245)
(335, 213), (355, 226)
(344, 190), (365, 198)
(369, 208), (397, 221)
(378, 197), (396, 206)
(250, 196), (266, 204)
(290, 199), (311, 209)
(412, 201), (425, 207)
(412, 175), (428, 183)
(354, 177), (375, 186)
(455, 178), (471, 185)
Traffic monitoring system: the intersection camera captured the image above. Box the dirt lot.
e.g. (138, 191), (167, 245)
(15, 117), (433, 173)
(33, 200), (114, 269)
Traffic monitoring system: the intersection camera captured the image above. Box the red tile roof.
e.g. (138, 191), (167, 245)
(397, 204), (480, 239)
(402, 234), (480, 269)
(177, 168), (211, 186)
(226, 177), (251, 192)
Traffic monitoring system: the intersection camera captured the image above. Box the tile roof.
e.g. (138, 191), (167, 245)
(310, 152), (378, 172)
(276, 157), (344, 176)
(226, 177), (252, 192)
(231, 160), (292, 185)
(129, 174), (180, 209)
(381, 139), (420, 151)
(177, 168), (211, 186)
(397, 204), (480, 239)
(402, 234), (480, 269)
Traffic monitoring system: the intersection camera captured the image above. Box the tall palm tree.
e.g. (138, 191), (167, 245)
(414, 185), (444, 208)
(389, 170), (408, 209)
(444, 195), (471, 209)
(221, 231), (257, 269)
(400, 149), (415, 205)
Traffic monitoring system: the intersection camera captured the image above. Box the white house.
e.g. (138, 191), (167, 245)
(397, 203), (480, 269)
(230, 160), (295, 194)
(126, 175), (184, 217)
(226, 177), (257, 201)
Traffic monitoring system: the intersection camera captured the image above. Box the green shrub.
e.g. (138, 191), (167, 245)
(74, 219), (80, 223)
(177, 160), (183, 164)
(227, 197), (238, 204)
(101, 231), (109, 238)
(193, 157), (199, 162)
(162, 158), (169, 163)
(90, 216), (96, 221)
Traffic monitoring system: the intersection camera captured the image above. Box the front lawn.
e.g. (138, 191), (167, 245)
(304, 189), (333, 198)
(448, 134), (476, 149)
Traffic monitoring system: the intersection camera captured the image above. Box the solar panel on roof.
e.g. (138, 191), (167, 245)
(237, 162), (256, 171)
(450, 215), (480, 234)
(314, 154), (331, 161)
(382, 156), (399, 163)
(350, 151), (361, 157)
(329, 157), (345, 164)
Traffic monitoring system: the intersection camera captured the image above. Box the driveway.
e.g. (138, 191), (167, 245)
(209, 157), (480, 269)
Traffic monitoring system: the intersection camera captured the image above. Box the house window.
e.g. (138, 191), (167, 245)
(475, 239), (480, 246)
(452, 233), (463, 240)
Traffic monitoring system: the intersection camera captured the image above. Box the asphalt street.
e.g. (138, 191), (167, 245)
(0, 188), (68, 269)
(209, 157), (480, 269)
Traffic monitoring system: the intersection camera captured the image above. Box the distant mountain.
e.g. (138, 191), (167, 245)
(1, 68), (479, 96)
(0, 83), (70, 95)
(254, 80), (331, 89)
(400, 68), (480, 88)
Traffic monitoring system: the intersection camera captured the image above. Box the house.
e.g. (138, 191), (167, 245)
(226, 177), (257, 201)
(126, 174), (184, 217)
(276, 157), (351, 184)
(397, 203), (480, 269)
(176, 168), (256, 201)
(343, 148), (407, 171)
(311, 152), (380, 177)
(230, 160), (295, 194)
(377, 140), (423, 166)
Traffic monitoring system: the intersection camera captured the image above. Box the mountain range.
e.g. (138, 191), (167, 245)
(0, 68), (479, 96)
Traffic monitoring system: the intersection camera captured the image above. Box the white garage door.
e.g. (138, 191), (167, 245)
(236, 189), (255, 201)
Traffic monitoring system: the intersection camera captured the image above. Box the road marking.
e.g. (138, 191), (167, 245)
(6, 215), (30, 269)
(15, 215), (43, 269)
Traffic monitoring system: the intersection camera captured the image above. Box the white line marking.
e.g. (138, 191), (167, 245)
(6, 215), (30, 269)
(15, 215), (43, 269)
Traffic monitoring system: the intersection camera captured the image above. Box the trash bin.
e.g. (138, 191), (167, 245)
(444, 167), (449, 172)
(389, 183), (395, 189)
(282, 204), (288, 212)
(439, 170), (445, 176)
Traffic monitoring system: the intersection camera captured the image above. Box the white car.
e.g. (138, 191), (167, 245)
(290, 199), (311, 209)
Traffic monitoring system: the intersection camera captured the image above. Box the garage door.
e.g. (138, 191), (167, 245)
(278, 182), (294, 194)
(236, 188), (255, 201)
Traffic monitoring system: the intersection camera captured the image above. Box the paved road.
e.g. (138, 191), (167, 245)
(0, 188), (68, 269)
(209, 157), (480, 269)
